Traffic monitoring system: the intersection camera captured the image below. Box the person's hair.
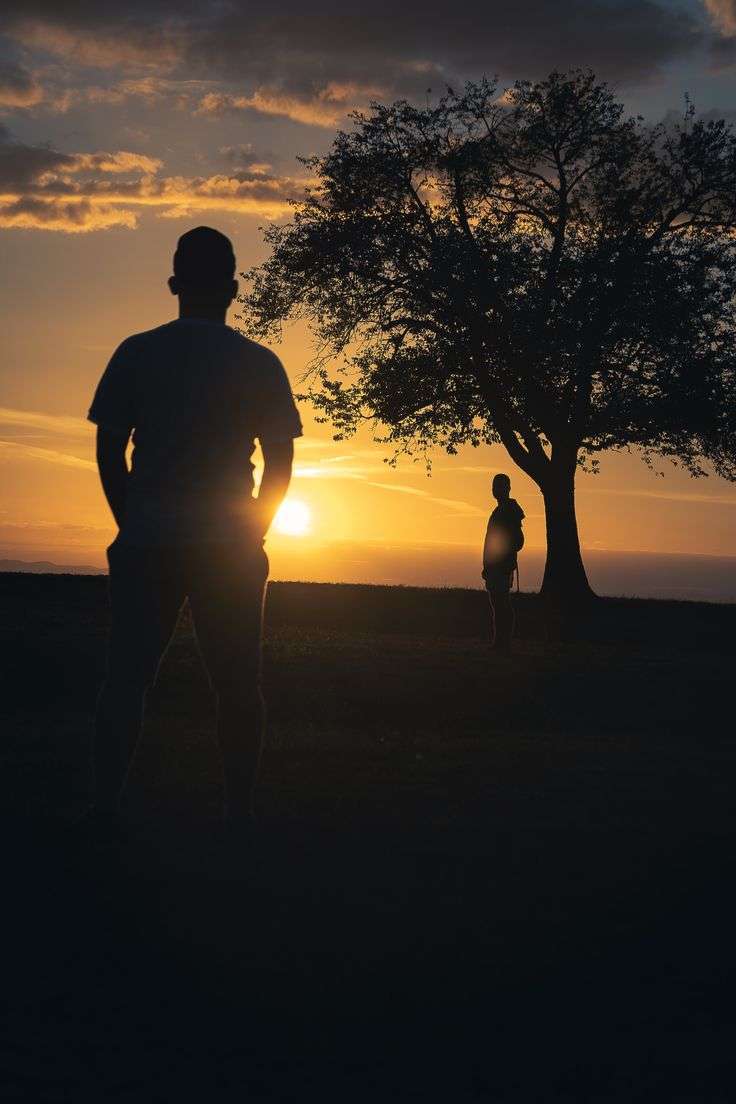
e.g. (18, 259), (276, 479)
(173, 226), (236, 292)
(492, 472), (511, 497)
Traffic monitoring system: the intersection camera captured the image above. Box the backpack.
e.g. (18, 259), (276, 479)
(483, 499), (525, 575)
(502, 499), (525, 553)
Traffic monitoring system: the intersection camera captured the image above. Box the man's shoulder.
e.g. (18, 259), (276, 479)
(491, 500), (525, 523)
(112, 322), (267, 356)
(113, 322), (174, 355)
(228, 330), (282, 369)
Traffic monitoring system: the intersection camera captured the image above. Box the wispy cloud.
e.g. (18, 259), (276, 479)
(365, 481), (485, 514)
(294, 465), (375, 480)
(0, 406), (91, 437)
(435, 465), (494, 475)
(290, 442), (487, 513)
(0, 407), (95, 470)
(0, 440), (96, 471)
(579, 486), (736, 507)
(195, 82), (384, 128)
(0, 520), (109, 534)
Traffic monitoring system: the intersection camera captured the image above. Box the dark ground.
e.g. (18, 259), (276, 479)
(2, 572), (735, 1102)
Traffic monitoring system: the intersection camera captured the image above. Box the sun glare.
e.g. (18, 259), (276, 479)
(274, 498), (312, 537)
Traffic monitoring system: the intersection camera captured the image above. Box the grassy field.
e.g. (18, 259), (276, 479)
(2, 573), (735, 1101)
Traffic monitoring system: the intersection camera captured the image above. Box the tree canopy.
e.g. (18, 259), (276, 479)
(239, 69), (736, 601)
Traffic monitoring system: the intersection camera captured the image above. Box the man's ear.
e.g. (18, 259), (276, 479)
(230, 278), (239, 301)
(168, 276), (178, 296)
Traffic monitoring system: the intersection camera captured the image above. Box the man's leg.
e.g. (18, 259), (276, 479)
(93, 545), (183, 813)
(488, 575), (514, 653)
(189, 545), (269, 821)
(486, 587), (496, 646)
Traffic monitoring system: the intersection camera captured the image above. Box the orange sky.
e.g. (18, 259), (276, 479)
(1, 2), (736, 587)
(1, 218), (735, 584)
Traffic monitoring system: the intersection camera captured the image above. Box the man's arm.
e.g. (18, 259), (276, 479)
(96, 427), (130, 530)
(257, 439), (294, 536)
(481, 517), (493, 579)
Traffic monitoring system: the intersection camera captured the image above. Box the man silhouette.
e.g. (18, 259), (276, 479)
(482, 473), (525, 654)
(87, 227), (301, 831)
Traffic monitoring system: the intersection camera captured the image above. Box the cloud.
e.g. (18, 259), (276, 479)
(288, 446), (487, 514)
(0, 406), (97, 469)
(0, 124), (75, 188)
(660, 105), (736, 129)
(704, 0), (736, 35)
(0, 440), (96, 471)
(66, 149), (162, 173)
(85, 76), (172, 104)
(219, 145), (276, 174)
(196, 82), (385, 128)
(0, 195), (138, 230)
(8, 16), (181, 72)
(0, 1), (707, 106)
(364, 480), (486, 514)
(704, 0), (736, 62)
(0, 406), (91, 436)
(710, 36), (736, 67)
(45, 76), (197, 114)
(0, 127), (308, 230)
(0, 410), (483, 516)
(579, 485), (736, 507)
(0, 58), (43, 107)
(294, 465), (376, 480)
(0, 127), (161, 190)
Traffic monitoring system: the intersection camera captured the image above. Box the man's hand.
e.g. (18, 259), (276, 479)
(257, 439), (294, 537)
(96, 427), (130, 529)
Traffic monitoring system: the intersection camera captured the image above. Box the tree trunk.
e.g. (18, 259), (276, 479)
(540, 464), (595, 606)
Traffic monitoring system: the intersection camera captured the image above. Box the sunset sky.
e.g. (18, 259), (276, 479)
(1, 1), (736, 592)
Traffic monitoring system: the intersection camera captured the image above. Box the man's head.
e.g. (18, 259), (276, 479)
(492, 472), (511, 502)
(168, 226), (237, 311)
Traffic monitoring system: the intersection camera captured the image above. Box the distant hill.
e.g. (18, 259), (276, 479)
(1, 549), (734, 601)
(0, 559), (106, 576)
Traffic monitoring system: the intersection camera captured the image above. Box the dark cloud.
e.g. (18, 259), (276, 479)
(0, 125), (308, 230)
(660, 104), (736, 130)
(704, 0), (736, 36)
(697, 0), (736, 69)
(0, 57), (43, 106)
(220, 143), (280, 172)
(0, 0), (708, 100)
(0, 128), (160, 188)
(0, 127), (74, 188)
(709, 33), (736, 68)
(0, 194), (104, 228)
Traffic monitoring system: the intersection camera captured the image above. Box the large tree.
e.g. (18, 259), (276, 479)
(238, 70), (736, 603)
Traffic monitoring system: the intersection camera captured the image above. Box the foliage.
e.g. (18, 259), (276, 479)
(239, 70), (736, 599)
(240, 70), (736, 482)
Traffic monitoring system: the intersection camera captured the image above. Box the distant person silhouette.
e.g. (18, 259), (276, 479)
(482, 473), (525, 654)
(87, 226), (302, 833)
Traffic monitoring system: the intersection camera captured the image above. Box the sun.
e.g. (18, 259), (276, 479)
(273, 498), (312, 537)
